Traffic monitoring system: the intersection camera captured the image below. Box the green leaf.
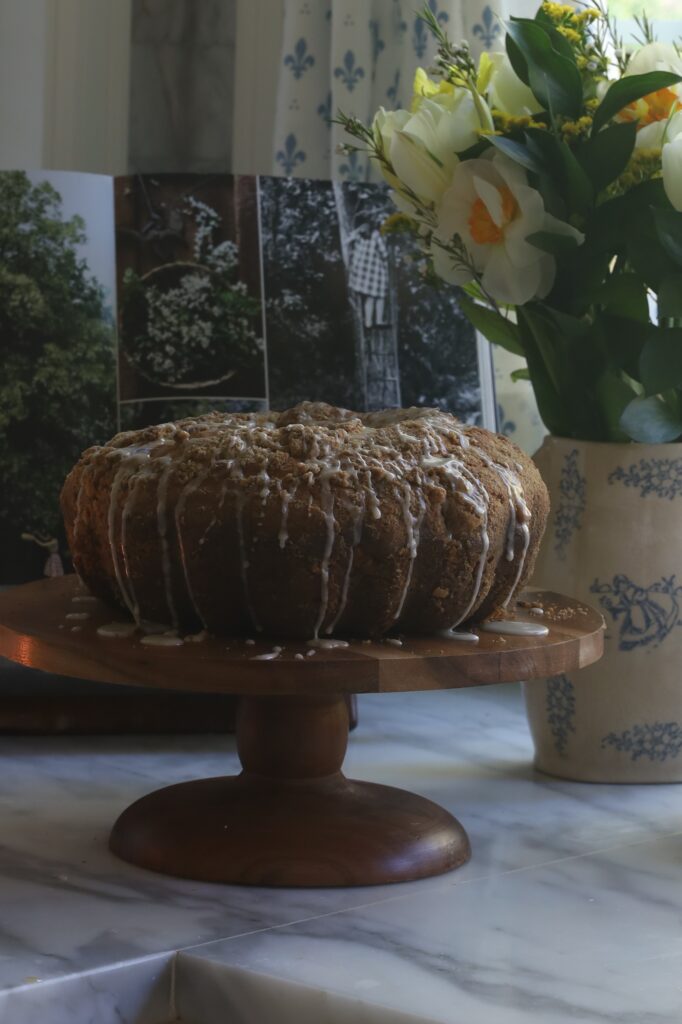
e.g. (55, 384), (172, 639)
(533, 8), (577, 63)
(620, 394), (682, 442)
(458, 294), (525, 356)
(658, 274), (682, 319)
(526, 230), (581, 255)
(593, 274), (649, 322)
(600, 314), (650, 379)
(595, 370), (640, 441)
(505, 34), (530, 86)
(510, 366), (530, 382)
(525, 129), (593, 214)
(653, 207), (682, 268)
(485, 135), (542, 173)
(592, 71), (682, 134)
(507, 18), (583, 118)
(639, 327), (682, 394)
(576, 121), (637, 193)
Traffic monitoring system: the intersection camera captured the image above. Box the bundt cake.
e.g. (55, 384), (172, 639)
(60, 402), (549, 638)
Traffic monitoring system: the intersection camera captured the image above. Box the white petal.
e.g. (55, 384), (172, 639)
(473, 175), (505, 227)
(482, 247), (546, 305)
(390, 131), (451, 204)
(663, 136), (682, 211)
(491, 151), (529, 192)
(543, 212), (584, 245)
(431, 240), (474, 285)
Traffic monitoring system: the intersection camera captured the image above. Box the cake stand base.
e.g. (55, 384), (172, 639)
(110, 695), (469, 886)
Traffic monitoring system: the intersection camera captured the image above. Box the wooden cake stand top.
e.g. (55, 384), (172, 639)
(0, 576), (604, 696)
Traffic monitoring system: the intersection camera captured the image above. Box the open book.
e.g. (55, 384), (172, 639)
(1, 169), (494, 587)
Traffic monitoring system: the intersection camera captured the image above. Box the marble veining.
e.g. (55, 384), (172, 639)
(1, 686), (682, 1021)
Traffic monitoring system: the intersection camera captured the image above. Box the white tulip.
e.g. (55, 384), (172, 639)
(663, 134), (682, 211)
(433, 152), (583, 306)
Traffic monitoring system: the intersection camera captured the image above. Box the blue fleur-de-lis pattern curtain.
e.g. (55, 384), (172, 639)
(271, 0), (546, 456)
(273, 0), (510, 182)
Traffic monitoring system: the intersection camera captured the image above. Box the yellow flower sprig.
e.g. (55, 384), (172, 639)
(608, 148), (663, 196)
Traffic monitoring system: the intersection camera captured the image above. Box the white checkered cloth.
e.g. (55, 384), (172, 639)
(349, 232), (388, 298)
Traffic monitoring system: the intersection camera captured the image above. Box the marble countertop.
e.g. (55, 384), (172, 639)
(2, 684), (682, 1023)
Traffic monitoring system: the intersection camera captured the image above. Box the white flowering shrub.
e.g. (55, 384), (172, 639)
(121, 198), (261, 388)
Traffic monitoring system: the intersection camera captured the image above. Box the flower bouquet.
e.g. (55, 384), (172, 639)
(338, 3), (682, 443)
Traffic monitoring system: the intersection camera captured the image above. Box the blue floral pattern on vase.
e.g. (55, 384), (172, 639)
(275, 134), (307, 175)
(283, 37), (315, 80)
(601, 722), (682, 762)
(412, 0), (448, 58)
(553, 448), (586, 560)
(590, 574), (682, 651)
(471, 6), (501, 49)
(608, 458), (682, 500)
(334, 50), (365, 92)
(546, 674), (576, 756)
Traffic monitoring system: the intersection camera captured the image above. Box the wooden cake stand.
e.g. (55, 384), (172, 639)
(0, 577), (603, 888)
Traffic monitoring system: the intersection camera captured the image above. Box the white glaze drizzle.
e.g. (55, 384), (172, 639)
(174, 462), (214, 628)
(312, 463), (338, 639)
(156, 457), (179, 630)
(307, 638), (349, 650)
(80, 407), (534, 642)
(97, 622), (137, 638)
(437, 628), (479, 643)
(394, 484), (427, 621)
(141, 632), (184, 647)
(327, 497), (365, 635)
(251, 645), (283, 661)
(71, 595), (97, 604)
(480, 620), (549, 637)
(65, 612), (89, 621)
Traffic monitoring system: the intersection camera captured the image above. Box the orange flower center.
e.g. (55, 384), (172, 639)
(468, 185), (519, 245)
(620, 86), (680, 127)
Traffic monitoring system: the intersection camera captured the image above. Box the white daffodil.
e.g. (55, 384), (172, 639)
(433, 152), (583, 306)
(480, 51), (543, 118)
(636, 108), (682, 150)
(620, 42), (682, 136)
(663, 132), (682, 211)
(373, 71), (493, 208)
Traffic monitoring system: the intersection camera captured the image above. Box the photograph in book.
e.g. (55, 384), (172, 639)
(114, 174), (266, 429)
(0, 170), (117, 585)
(258, 175), (484, 420)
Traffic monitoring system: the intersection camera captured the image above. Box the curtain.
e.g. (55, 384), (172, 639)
(272, 0), (510, 182)
(270, 0), (546, 455)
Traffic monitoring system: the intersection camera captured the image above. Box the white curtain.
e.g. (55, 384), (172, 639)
(270, 0), (546, 455)
(272, 0), (512, 181)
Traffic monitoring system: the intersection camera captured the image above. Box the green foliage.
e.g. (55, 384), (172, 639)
(506, 17), (584, 119)
(343, 4), (682, 444)
(0, 171), (116, 581)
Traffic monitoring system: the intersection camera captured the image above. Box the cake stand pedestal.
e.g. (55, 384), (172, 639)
(0, 577), (603, 887)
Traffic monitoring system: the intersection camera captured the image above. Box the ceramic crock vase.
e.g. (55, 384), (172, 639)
(524, 437), (682, 782)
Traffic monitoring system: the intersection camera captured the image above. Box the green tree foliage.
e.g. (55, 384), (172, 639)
(0, 171), (116, 582)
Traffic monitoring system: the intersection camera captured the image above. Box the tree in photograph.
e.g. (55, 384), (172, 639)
(0, 171), (116, 582)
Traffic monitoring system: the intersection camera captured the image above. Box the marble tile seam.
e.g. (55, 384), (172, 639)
(165, 825), (682, 959)
(2, 950), (174, 996)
